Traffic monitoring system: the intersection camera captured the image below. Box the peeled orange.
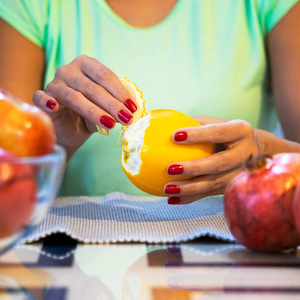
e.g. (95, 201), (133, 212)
(121, 109), (215, 196)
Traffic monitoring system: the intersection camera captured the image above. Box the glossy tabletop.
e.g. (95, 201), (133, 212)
(0, 234), (300, 300)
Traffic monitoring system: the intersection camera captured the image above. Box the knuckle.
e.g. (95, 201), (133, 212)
(85, 106), (99, 119)
(95, 67), (113, 83)
(45, 81), (55, 94)
(214, 158), (230, 172)
(236, 120), (254, 135)
(74, 54), (88, 64)
(204, 175), (224, 192)
(63, 89), (79, 102)
(55, 65), (68, 78)
(32, 90), (43, 104)
(189, 162), (200, 176)
(189, 183), (199, 195)
(116, 87), (129, 101)
(211, 178), (225, 190)
(84, 81), (98, 98)
(212, 126), (226, 143)
(32, 90), (42, 99)
(76, 54), (86, 61)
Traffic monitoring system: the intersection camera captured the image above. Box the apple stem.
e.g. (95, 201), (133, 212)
(246, 154), (272, 171)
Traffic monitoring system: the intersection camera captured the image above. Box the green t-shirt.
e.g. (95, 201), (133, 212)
(0, 0), (298, 196)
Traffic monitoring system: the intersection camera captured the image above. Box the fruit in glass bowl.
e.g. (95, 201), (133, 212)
(0, 90), (65, 254)
(0, 148), (36, 239)
(0, 145), (65, 254)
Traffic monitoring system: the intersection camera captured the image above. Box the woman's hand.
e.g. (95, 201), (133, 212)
(33, 55), (137, 157)
(164, 116), (265, 205)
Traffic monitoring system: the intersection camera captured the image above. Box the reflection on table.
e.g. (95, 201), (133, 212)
(0, 234), (300, 299)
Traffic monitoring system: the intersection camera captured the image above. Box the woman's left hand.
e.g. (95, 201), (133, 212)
(164, 116), (264, 204)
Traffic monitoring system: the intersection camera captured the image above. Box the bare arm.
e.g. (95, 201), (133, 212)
(165, 2), (300, 204)
(0, 18), (45, 104)
(261, 1), (300, 151)
(0, 19), (138, 163)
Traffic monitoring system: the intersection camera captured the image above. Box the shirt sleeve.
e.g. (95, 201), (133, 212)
(258, 0), (299, 33)
(0, 0), (49, 47)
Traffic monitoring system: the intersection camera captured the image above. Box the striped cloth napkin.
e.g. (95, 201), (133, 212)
(24, 192), (235, 244)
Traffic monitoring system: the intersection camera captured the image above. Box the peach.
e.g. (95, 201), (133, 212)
(0, 90), (55, 157)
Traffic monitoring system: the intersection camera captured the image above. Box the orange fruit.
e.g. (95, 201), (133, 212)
(121, 109), (215, 196)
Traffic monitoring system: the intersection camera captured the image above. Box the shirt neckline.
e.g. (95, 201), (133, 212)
(96, 0), (185, 31)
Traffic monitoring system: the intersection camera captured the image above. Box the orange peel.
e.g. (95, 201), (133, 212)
(121, 109), (216, 196)
(96, 77), (145, 135)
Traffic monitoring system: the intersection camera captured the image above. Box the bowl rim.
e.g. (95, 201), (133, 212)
(0, 144), (66, 165)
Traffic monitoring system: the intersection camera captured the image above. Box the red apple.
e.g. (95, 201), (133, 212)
(224, 154), (300, 252)
(0, 89), (55, 157)
(0, 148), (37, 238)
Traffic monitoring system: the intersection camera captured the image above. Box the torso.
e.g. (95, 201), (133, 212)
(105, 0), (178, 27)
(43, 0), (281, 196)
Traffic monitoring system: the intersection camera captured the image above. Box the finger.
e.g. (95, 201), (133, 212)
(173, 119), (252, 144)
(167, 147), (249, 178)
(77, 55), (138, 111)
(167, 190), (223, 205)
(50, 64), (135, 125)
(32, 90), (59, 113)
(46, 83), (117, 130)
(165, 167), (241, 199)
(165, 168), (239, 199)
(61, 72), (134, 125)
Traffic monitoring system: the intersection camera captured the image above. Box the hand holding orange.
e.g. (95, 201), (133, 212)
(119, 80), (215, 196)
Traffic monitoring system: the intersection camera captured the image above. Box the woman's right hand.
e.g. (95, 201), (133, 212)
(33, 55), (137, 156)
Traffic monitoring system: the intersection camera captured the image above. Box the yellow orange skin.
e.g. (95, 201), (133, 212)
(0, 94), (55, 157)
(122, 109), (215, 196)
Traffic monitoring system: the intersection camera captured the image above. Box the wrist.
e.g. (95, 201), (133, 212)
(254, 129), (266, 155)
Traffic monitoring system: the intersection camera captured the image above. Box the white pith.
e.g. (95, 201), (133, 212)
(121, 113), (150, 175)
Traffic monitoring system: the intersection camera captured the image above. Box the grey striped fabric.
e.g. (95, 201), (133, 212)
(24, 192), (235, 244)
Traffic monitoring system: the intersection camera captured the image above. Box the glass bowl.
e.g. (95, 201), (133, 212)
(0, 145), (66, 254)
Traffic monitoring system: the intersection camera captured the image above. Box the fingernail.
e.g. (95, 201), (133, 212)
(168, 197), (181, 204)
(100, 115), (116, 129)
(174, 131), (187, 142)
(124, 98), (137, 113)
(165, 185), (181, 194)
(46, 100), (57, 110)
(168, 164), (184, 175)
(118, 109), (133, 124)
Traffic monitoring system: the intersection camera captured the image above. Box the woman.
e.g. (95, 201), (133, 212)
(0, 0), (300, 204)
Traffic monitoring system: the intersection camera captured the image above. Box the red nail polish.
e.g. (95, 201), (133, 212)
(168, 197), (181, 204)
(100, 115), (116, 129)
(165, 185), (181, 194)
(118, 109), (133, 124)
(124, 98), (137, 113)
(174, 131), (187, 142)
(168, 164), (184, 175)
(46, 100), (57, 110)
